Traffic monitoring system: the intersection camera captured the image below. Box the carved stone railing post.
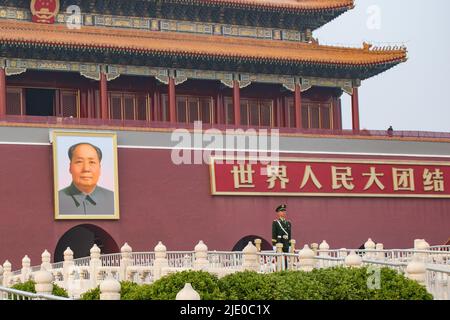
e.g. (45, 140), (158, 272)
(153, 241), (168, 281)
(345, 251), (362, 268)
(310, 242), (318, 255)
(414, 239), (430, 263)
(319, 240), (330, 268)
(254, 239), (262, 252)
(364, 238), (376, 259)
(21, 255), (31, 282)
(63, 247), (74, 289)
(2, 260), (12, 287)
(298, 245), (315, 272)
(176, 283), (201, 300)
(34, 269), (54, 297)
(319, 240), (330, 253)
(406, 255), (426, 286)
(290, 240), (297, 253)
(375, 243), (385, 260)
(242, 242), (259, 272)
(100, 277), (121, 300)
(120, 243), (132, 281)
(89, 244), (101, 287)
(288, 239), (297, 270)
(275, 243), (284, 271)
(41, 250), (52, 271)
(194, 241), (209, 271)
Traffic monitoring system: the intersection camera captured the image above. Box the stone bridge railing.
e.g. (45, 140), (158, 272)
(1, 238), (449, 300)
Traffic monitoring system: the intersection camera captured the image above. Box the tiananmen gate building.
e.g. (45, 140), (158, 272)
(0, 0), (449, 266)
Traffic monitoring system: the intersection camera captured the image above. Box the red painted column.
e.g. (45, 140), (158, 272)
(274, 97), (280, 127)
(278, 97), (285, 127)
(0, 67), (6, 118)
(87, 88), (94, 119)
(153, 87), (160, 122)
(332, 97), (343, 130)
(216, 93), (223, 124)
(351, 87), (360, 131)
(100, 72), (108, 120)
(168, 77), (176, 123)
(294, 83), (302, 129)
(80, 89), (88, 118)
(233, 80), (240, 126)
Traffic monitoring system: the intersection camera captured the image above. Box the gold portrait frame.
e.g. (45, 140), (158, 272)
(53, 131), (120, 220)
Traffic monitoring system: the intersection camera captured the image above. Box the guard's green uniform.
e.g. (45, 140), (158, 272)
(272, 218), (291, 253)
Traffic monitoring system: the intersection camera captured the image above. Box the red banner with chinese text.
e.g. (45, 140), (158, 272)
(209, 157), (450, 198)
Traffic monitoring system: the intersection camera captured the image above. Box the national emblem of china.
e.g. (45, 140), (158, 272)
(30, 0), (60, 24)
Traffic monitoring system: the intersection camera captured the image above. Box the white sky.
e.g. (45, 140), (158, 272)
(314, 0), (450, 132)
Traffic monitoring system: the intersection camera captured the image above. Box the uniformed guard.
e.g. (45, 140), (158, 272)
(272, 204), (292, 253)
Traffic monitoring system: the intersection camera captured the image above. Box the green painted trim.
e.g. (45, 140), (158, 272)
(2, 57), (357, 91)
(0, 5), (306, 43)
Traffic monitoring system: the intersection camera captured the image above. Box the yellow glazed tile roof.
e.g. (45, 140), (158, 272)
(0, 20), (407, 67)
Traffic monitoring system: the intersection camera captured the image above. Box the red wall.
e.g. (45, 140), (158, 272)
(1, 144), (450, 267)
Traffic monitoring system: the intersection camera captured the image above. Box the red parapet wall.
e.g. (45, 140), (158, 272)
(0, 144), (450, 266)
(2, 115), (450, 142)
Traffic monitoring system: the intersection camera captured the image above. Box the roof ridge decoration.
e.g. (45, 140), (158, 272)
(190, 0), (355, 11)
